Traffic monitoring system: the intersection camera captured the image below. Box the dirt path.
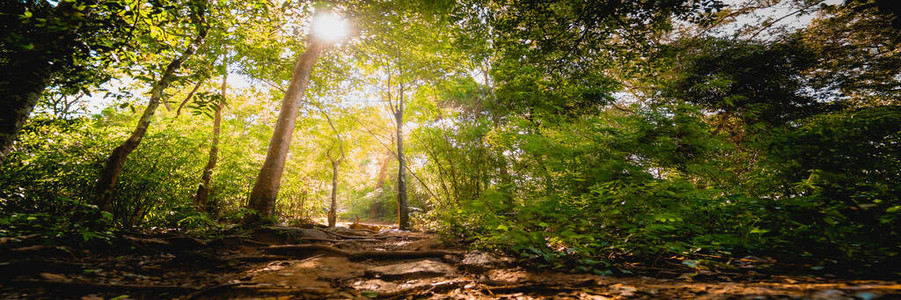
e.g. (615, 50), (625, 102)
(1, 224), (899, 299)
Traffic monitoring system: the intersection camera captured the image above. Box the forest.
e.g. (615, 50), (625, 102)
(1, 0), (900, 298)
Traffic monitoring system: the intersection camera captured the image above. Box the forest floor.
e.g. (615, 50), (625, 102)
(1, 221), (899, 299)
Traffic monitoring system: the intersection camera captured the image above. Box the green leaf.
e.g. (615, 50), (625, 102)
(749, 228), (769, 234)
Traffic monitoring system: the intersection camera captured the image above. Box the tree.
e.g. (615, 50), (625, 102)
(94, 0), (210, 212)
(387, 72), (410, 230)
(446, 0), (723, 123)
(348, 1), (463, 229)
(322, 112), (345, 228)
(802, 1), (901, 107)
(0, 0), (125, 160)
(194, 72), (227, 210)
(664, 37), (825, 143)
(245, 14), (333, 220)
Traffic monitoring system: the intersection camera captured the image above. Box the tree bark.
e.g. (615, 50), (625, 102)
(328, 159), (339, 228)
(0, 0), (99, 161)
(93, 22), (207, 212)
(194, 73), (226, 211)
(395, 83), (410, 230)
(246, 38), (324, 220)
(318, 106), (344, 228)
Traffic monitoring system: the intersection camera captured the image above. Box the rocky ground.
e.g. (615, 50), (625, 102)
(1, 223), (899, 299)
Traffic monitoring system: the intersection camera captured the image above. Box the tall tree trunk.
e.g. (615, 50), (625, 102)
(395, 83), (410, 230)
(246, 38), (324, 220)
(195, 73), (226, 210)
(0, 0), (99, 161)
(328, 159), (339, 228)
(93, 24), (207, 212)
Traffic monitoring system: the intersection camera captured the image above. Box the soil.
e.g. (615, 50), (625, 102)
(1, 221), (899, 299)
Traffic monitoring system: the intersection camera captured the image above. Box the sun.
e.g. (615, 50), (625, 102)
(312, 13), (349, 42)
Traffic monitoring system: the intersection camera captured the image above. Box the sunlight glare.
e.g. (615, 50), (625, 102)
(312, 13), (349, 42)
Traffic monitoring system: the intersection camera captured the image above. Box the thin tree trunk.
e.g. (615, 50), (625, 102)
(315, 104), (344, 228)
(93, 22), (207, 212)
(328, 159), (339, 228)
(175, 80), (204, 118)
(395, 83), (410, 230)
(0, 0), (99, 160)
(246, 38), (324, 220)
(195, 73), (226, 210)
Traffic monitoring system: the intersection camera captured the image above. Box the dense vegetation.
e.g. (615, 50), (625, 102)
(1, 0), (899, 276)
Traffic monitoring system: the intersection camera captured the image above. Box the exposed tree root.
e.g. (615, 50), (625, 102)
(237, 239), (273, 247)
(296, 236), (382, 243)
(353, 249), (464, 259)
(265, 244), (354, 256)
(0, 234), (43, 247)
(185, 282), (269, 299)
(373, 281), (583, 299)
(121, 235), (170, 253)
(0, 259), (85, 277)
(327, 231), (380, 240)
(10, 279), (196, 293)
(230, 254), (297, 262)
(375, 280), (469, 299)
(187, 282), (331, 299)
(481, 283), (582, 294)
(3, 245), (74, 259)
(264, 244), (464, 259)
